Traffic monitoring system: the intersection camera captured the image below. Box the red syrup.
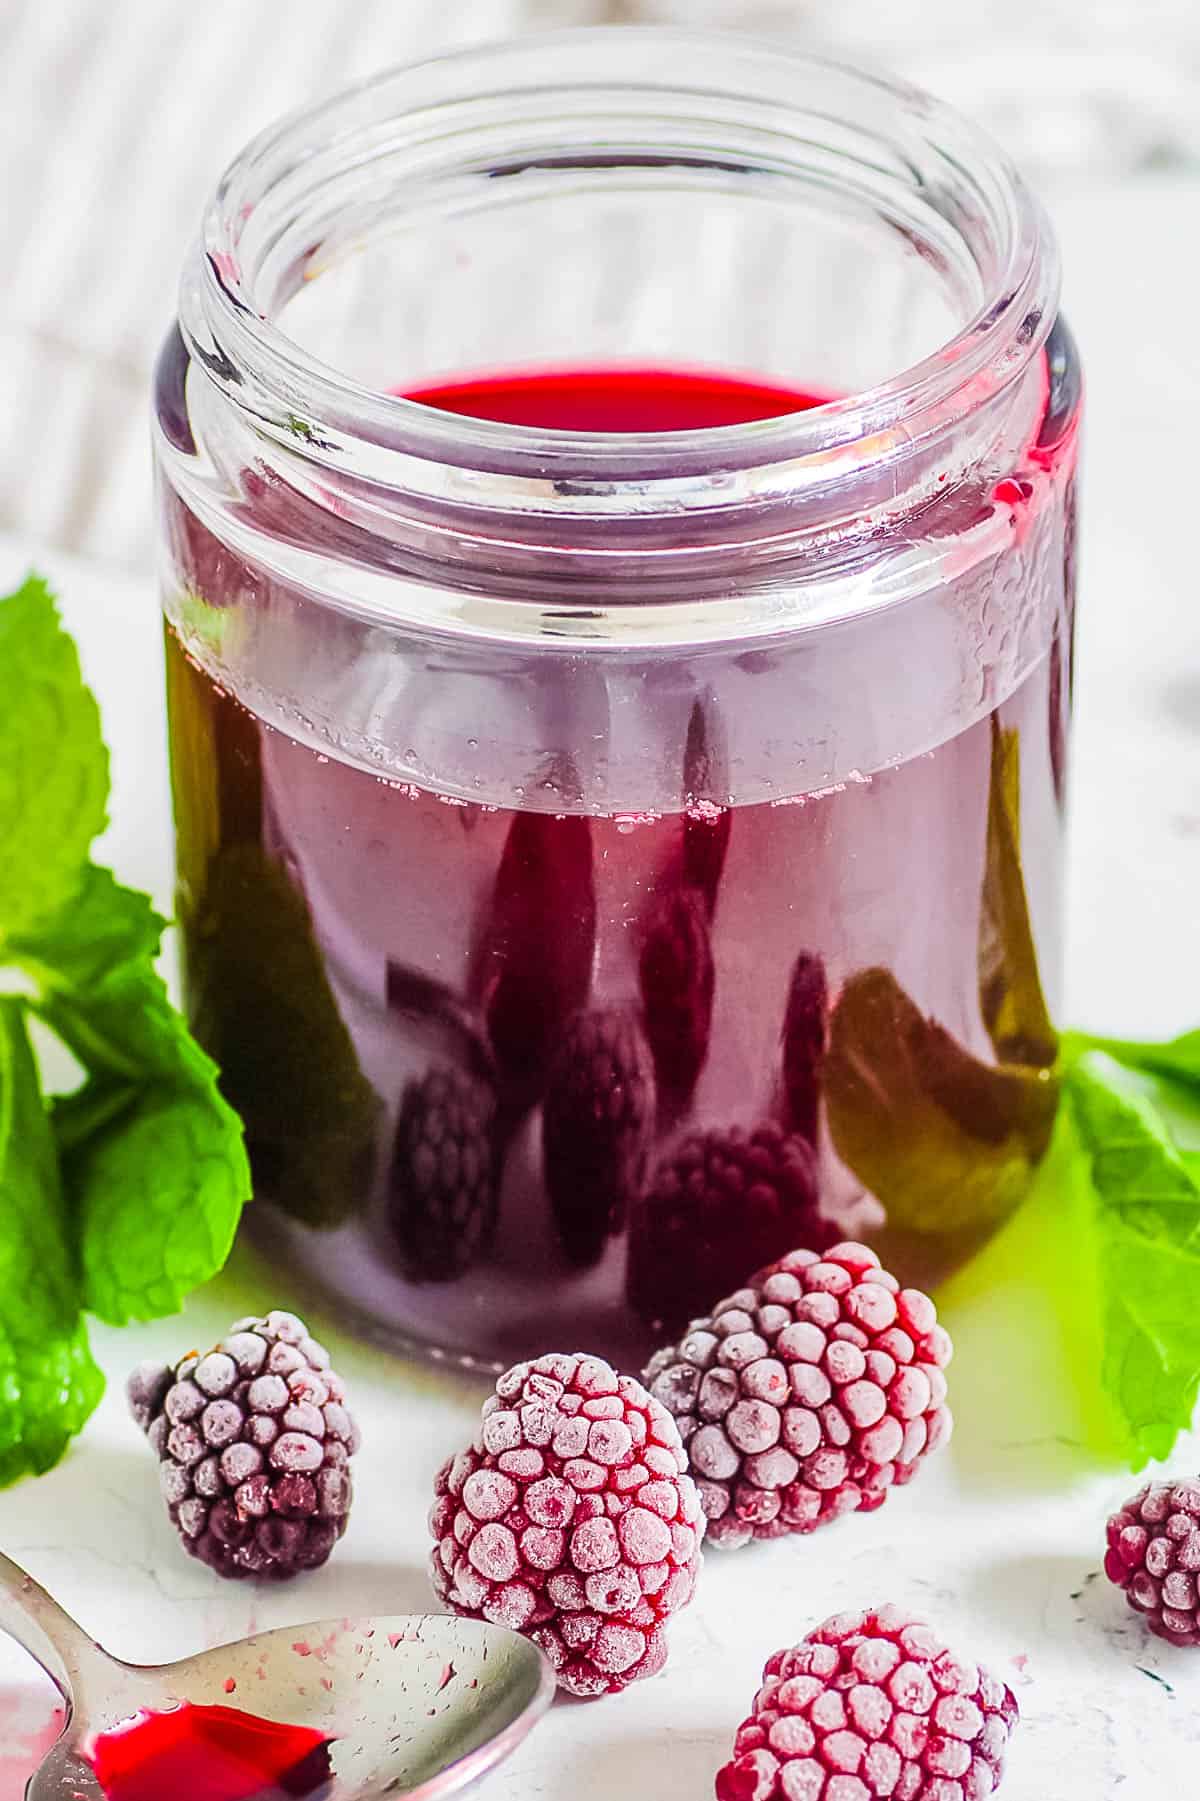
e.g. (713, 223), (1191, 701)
(403, 363), (825, 429)
(88, 1702), (334, 1801)
(164, 359), (1073, 1366)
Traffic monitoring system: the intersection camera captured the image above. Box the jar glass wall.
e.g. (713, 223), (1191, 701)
(154, 29), (1079, 1371)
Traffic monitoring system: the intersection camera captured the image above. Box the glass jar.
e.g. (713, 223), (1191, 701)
(154, 29), (1079, 1372)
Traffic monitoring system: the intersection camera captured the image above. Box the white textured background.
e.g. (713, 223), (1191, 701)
(2, 0), (1199, 568)
(0, 0), (596, 567)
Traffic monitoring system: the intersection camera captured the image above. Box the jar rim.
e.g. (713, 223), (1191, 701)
(183, 25), (1059, 503)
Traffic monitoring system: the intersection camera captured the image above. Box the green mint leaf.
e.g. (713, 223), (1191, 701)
(6, 864), (165, 992)
(937, 1102), (1124, 1466)
(1069, 1053), (1200, 1251)
(51, 1078), (139, 1156)
(185, 843), (380, 1228)
(0, 998), (104, 1485)
(0, 576), (109, 937)
(824, 967), (1058, 1249)
(38, 958), (205, 1088)
(61, 1077), (248, 1325)
(32, 956), (251, 1326)
(0, 579), (254, 1480)
(977, 721), (1057, 1068)
(1064, 1027), (1200, 1092)
(1067, 1051), (1200, 1466)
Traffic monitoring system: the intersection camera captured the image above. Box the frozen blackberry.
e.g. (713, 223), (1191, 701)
(430, 1352), (704, 1698)
(129, 1310), (359, 1581)
(780, 952), (828, 1148)
(1105, 1479), (1200, 1645)
(646, 1243), (952, 1547)
(717, 1606), (1019, 1800)
(639, 886), (714, 1118)
(478, 811), (597, 1110)
(542, 1009), (656, 1267)
(627, 1122), (833, 1337)
(389, 1065), (499, 1282)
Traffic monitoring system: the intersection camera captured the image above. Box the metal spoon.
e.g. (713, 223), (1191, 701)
(0, 1551), (553, 1799)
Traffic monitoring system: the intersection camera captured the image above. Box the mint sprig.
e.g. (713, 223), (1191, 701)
(830, 987), (1200, 1469)
(1057, 1039), (1200, 1466)
(1068, 1027), (1200, 1091)
(0, 574), (250, 1482)
(0, 577), (109, 935)
(0, 999), (105, 1484)
(823, 709), (1200, 1469)
(824, 967), (1057, 1242)
(30, 935), (247, 1325)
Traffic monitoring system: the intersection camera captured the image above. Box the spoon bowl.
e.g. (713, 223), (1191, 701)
(0, 1553), (552, 1800)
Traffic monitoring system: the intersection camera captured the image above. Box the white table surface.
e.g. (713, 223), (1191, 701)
(3, 171), (1200, 1800)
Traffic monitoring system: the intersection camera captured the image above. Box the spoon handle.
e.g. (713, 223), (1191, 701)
(0, 1550), (114, 1705)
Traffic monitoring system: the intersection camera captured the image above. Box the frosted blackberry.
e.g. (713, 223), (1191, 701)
(542, 1009), (656, 1267)
(430, 1352), (704, 1698)
(646, 1243), (951, 1546)
(389, 1065), (499, 1282)
(478, 810), (597, 1110)
(717, 1607), (1019, 1800)
(628, 1122), (833, 1336)
(1106, 1479), (1200, 1645)
(638, 885), (715, 1117)
(128, 1310), (359, 1580)
(780, 951), (828, 1147)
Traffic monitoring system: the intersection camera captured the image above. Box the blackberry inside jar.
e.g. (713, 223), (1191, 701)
(156, 31), (1079, 1371)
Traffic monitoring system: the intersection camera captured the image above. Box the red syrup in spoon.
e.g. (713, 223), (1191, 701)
(88, 1702), (334, 1801)
(402, 362), (826, 429)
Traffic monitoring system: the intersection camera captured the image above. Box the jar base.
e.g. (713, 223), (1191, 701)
(240, 1201), (664, 1378)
